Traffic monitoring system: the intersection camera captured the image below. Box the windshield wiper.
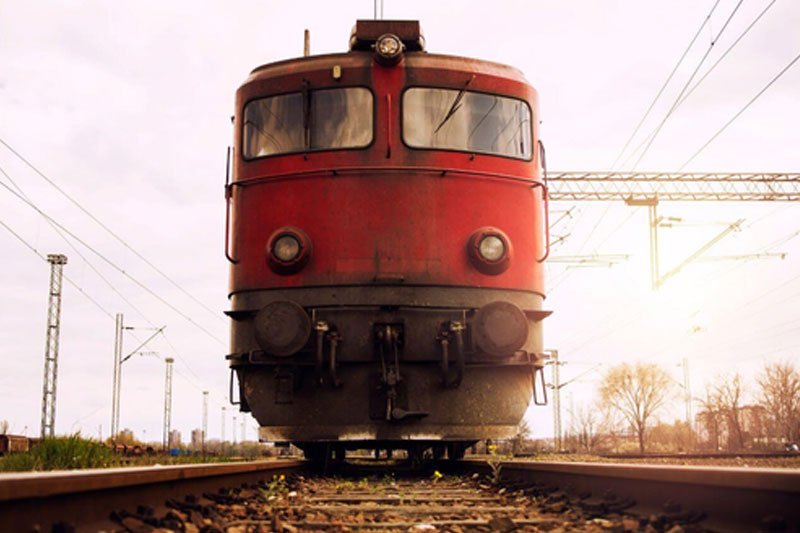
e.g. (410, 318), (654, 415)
(302, 79), (311, 150)
(433, 76), (473, 134)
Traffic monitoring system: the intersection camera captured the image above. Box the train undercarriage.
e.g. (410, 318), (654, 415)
(226, 285), (549, 459)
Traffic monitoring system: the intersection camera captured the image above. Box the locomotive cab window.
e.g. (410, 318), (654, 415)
(243, 87), (373, 158)
(403, 88), (532, 160)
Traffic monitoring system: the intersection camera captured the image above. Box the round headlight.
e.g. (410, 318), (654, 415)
(266, 227), (312, 275)
(467, 227), (512, 275)
(374, 33), (404, 65)
(478, 235), (505, 262)
(273, 235), (301, 262)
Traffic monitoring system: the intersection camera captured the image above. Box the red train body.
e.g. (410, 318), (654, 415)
(226, 21), (549, 459)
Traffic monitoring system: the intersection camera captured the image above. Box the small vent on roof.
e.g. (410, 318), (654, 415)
(349, 20), (425, 52)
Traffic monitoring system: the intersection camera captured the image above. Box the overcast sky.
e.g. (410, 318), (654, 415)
(1, 1), (798, 442)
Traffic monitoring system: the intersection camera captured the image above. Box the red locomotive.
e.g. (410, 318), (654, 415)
(225, 20), (550, 461)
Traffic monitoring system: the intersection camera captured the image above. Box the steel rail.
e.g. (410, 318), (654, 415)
(0, 459), (304, 531)
(461, 459), (800, 532)
(597, 451), (799, 460)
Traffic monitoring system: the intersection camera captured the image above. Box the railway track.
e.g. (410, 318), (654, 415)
(0, 457), (797, 531)
(0, 459), (304, 531)
(464, 459), (800, 532)
(596, 451), (800, 460)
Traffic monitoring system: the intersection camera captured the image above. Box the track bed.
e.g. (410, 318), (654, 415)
(2, 458), (797, 531)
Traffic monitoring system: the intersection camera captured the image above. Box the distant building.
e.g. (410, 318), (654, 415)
(118, 428), (135, 444)
(191, 428), (204, 450)
(168, 429), (181, 448)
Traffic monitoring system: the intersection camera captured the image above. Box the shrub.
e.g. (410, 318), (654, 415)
(0, 434), (117, 472)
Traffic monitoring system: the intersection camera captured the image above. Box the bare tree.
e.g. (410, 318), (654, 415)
(757, 362), (800, 445)
(512, 419), (531, 456)
(568, 402), (602, 452)
(595, 404), (628, 453)
(712, 373), (747, 451)
(599, 362), (673, 453)
(697, 387), (723, 451)
(0, 420), (8, 435)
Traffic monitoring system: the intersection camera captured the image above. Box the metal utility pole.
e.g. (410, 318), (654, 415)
(232, 415), (238, 445)
(682, 357), (692, 427)
(111, 313), (124, 438)
(40, 254), (67, 439)
(625, 199), (660, 287)
(657, 217), (744, 288)
(163, 357), (174, 450)
(111, 321), (165, 439)
(546, 350), (602, 452)
(202, 390), (208, 453)
(623, 198), (745, 289)
(221, 406), (226, 443)
(241, 416), (246, 443)
(549, 350), (562, 451)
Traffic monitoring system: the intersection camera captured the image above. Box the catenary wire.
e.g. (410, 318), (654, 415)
(587, 4), (734, 276)
(0, 136), (223, 322)
(558, 207), (793, 356)
(547, 207), (637, 295)
(679, 50), (800, 170)
(620, 0), (779, 170)
(0, 177), (226, 346)
(0, 213), (231, 407)
(676, 0), (778, 109)
(631, 0), (745, 170)
(645, 220), (800, 362)
(0, 164), (155, 326)
(0, 216), (115, 321)
(1, 154), (246, 436)
(610, 0), (722, 170)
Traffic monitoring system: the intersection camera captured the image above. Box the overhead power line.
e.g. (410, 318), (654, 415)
(0, 165), (154, 326)
(0, 177), (226, 345)
(0, 137), (223, 322)
(611, 0), (723, 169)
(679, 50), (800, 170)
(620, 0), (779, 170)
(2, 217), (231, 419)
(676, 0), (778, 109)
(0, 217), (115, 320)
(631, 0), (745, 170)
(2, 170), (231, 407)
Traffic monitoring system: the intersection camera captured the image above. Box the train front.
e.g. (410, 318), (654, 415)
(226, 21), (550, 458)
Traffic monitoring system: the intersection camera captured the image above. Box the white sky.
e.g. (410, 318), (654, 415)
(1, 1), (798, 442)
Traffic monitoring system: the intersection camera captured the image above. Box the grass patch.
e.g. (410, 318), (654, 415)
(0, 434), (118, 472)
(0, 435), (273, 473)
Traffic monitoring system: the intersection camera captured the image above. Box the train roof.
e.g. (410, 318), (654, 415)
(245, 20), (530, 87)
(247, 53), (528, 83)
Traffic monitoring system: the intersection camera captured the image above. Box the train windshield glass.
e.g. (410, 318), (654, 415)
(403, 88), (532, 160)
(243, 87), (373, 158)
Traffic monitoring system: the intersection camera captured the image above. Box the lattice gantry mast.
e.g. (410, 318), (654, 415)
(546, 172), (800, 288)
(546, 171), (800, 202)
(41, 254), (67, 439)
(110, 313), (123, 438)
